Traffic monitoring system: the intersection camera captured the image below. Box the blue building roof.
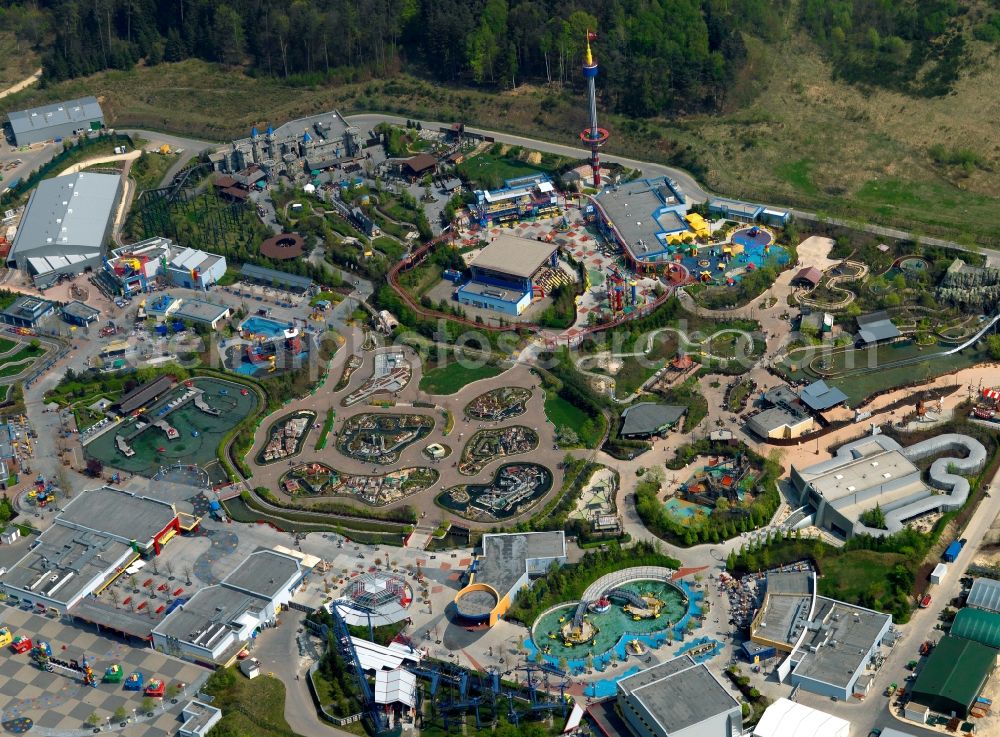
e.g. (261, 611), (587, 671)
(799, 380), (848, 411)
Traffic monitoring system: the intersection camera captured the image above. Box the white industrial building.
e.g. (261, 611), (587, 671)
(753, 698), (849, 737)
(750, 571), (892, 701)
(616, 655), (742, 737)
(98, 237), (227, 296)
(7, 172), (122, 287)
(151, 549), (305, 665)
(789, 433), (987, 539)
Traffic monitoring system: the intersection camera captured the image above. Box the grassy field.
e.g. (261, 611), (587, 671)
(818, 550), (908, 606)
(614, 356), (661, 397)
(418, 362), (505, 395)
(2, 21), (998, 244)
(544, 393), (605, 449)
(202, 668), (301, 737)
(0, 32), (39, 88)
(128, 151), (173, 193)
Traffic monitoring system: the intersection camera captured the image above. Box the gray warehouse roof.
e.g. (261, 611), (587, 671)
(469, 235), (558, 279)
(8, 172), (121, 265)
(173, 297), (230, 325)
(239, 263), (313, 291)
(61, 300), (101, 321)
(799, 380), (849, 411)
(8, 96), (103, 138)
(59, 486), (177, 545)
(475, 532), (565, 599)
(222, 550), (301, 599)
(620, 403), (686, 435)
(856, 311), (901, 345)
(968, 577), (1000, 614)
(791, 597), (890, 689)
(618, 656), (740, 734)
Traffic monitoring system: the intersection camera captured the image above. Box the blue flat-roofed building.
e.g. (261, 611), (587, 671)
(708, 198), (764, 222)
(456, 234), (558, 316)
(591, 177), (690, 270)
(1, 296), (55, 328)
(456, 281), (531, 316)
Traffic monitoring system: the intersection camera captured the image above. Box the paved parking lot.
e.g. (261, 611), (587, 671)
(0, 607), (208, 735)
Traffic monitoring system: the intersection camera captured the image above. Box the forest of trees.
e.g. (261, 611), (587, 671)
(2, 0), (789, 117)
(1, 0), (986, 118)
(800, 0), (975, 95)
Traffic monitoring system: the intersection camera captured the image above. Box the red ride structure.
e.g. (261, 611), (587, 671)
(580, 30), (609, 187)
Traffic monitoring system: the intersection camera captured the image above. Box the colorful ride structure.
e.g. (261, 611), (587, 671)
(144, 678), (166, 698)
(123, 671), (145, 691)
(605, 266), (640, 314)
(580, 30), (610, 186)
(30, 641), (97, 686)
(103, 664), (124, 683)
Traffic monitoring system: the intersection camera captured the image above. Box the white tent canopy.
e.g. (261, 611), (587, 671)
(374, 668), (417, 708)
(753, 698), (850, 737)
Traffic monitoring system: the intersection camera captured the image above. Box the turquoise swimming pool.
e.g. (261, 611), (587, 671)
(240, 316), (291, 339)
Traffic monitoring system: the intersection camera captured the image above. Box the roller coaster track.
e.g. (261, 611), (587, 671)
(796, 260), (869, 311)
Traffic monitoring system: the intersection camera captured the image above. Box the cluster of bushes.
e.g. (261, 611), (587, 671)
(314, 636), (364, 718)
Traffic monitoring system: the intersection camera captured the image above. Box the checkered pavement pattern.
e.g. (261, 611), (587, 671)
(0, 607), (207, 735)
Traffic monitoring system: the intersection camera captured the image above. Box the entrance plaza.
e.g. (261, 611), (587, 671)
(0, 608), (207, 735)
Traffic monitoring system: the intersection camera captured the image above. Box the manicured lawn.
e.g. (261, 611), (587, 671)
(0, 337), (17, 353)
(418, 362), (505, 395)
(0, 344), (44, 378)
(457, 152), (549, 188)
(545, 393), (604, 448)
(315, 408), (334, 450)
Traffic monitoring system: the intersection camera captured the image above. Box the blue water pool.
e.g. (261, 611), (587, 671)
(240, 316), (291, 339)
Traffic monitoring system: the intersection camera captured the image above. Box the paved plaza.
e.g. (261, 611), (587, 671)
(0, 607), (208, 735)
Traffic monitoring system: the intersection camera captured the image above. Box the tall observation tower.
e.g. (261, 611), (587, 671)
(580, 30), (610, 187)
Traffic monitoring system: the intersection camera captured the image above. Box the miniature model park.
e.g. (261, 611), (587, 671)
(3, 15), (1000, 737)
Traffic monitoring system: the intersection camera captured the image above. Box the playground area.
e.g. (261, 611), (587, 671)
(336, 412), (434, 465)
(436, 463), (553, 522)
(84, 377), (258, 483)
(684, 227), (787, 286)
(226, 325), (311, 378)
(528, 578), (703, 673)
(464, 387), (532, 421)
(664, 454), (759, 525)
(279, 461), (439, 506)
(458, 426), (538, 475)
